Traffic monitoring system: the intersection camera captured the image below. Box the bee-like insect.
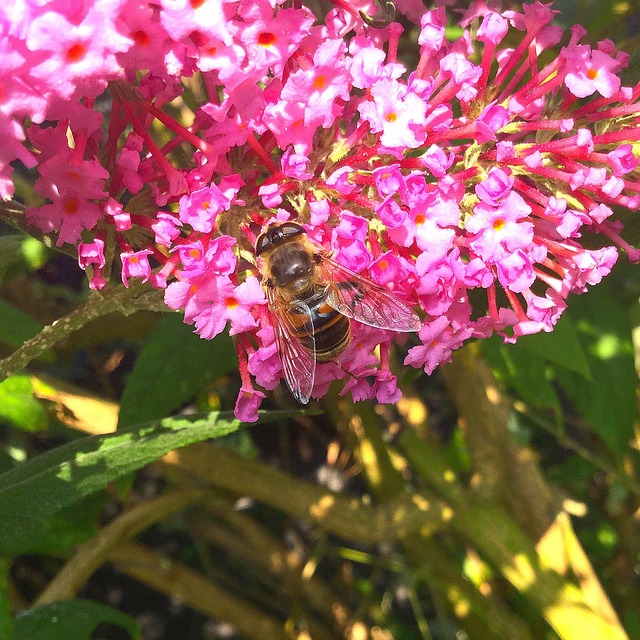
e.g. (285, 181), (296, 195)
(255, 221), (421, 404)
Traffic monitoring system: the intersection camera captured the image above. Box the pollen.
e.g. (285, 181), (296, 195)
(129, 255), (140, 265)
(63, 198), (79, 215)
(188, 248), (201, 259)
(66, 43), (87, 63)
(131, 30), (150, 47)
(385, 112), (398, 122)
(190, 0), (206, 9)
(414, 214), (426, 225)
(378, 259), (390, 270)
(587, 67), (598, 80)
(493, 218), (505, 231)
(258, 32), (277, 47)
(200, 200), (210, 210)
(226, 297), (238, 309)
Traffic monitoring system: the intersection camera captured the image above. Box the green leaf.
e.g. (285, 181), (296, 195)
(16, 494), (104, 556)
(0, 559), (13, 640)
(0, 376), (47, 432)
(0, 235), (24, 283)
(118, 313), (237, 428)
(21, 238), (49, 271)
(0, 300), (42, 349)
(15, 600), (139, 640)
(481, 336), (561, 415)
(557, 284), (637, 459)
(0, 410), (295, 555)
(516, 312), (591, 378)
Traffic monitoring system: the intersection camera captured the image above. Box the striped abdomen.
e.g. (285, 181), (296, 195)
(287, 286), (350, 362)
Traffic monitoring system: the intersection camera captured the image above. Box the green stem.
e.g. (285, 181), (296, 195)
(0, 283), (165, 382)
(36, 489), (204, 605)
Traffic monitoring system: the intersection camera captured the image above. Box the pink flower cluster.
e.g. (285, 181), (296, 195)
(3, 0), (640, 420)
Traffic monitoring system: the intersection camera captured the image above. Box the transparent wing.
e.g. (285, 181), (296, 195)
(266, 288), (316, 404)
(319, 256), (421, 332)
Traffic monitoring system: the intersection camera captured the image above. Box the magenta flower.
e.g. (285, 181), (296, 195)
(3, 0), (640, 420)
(121, 250), (154, 287)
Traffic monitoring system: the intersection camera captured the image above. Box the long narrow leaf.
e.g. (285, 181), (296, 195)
(15, 600), (139, 640)
(0, 410), (295, 555)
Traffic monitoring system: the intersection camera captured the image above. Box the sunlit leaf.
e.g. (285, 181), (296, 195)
(0, 409), (295, 555)
(0, 375), (47, 432)
(557, 284), (637, 459)
(481, 336), (561, 416)
(31, 375), (118, 435)
(516, 313), (591, 378)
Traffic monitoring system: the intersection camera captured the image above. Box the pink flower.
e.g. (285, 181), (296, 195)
(179, 184), (227, 233)
(373, 369), (402, 404)
(193, 276), (265, 340)
(105, 198), (132, 231)
(121, 250), (154, 287)
(477, 12), (509, 46)
(563, 44), (621, 99)
(476, 168), (513, 203)
(358, 78), (427, 150)
(26, 7), (132, 99)
(467, 193), (534, 261)
(234, 385), (266, 424)
(4, 0), (640, 421)
(26, 197), (104, 246)
(78, 238), (106, 270)
(173, 240), (207, 279)
(152, 212), (182, 246)
(280, 38), (350, 129)
(237, 5), (313, 81)
(608, 145), (639, 176)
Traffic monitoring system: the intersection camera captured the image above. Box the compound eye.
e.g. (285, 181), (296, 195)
(280, 222), (305, 239)
(255, 233), (270, 256)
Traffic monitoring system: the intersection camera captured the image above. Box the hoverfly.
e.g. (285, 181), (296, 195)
(255, 221), (421, 403)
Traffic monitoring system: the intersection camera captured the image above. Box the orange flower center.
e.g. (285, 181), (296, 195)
(66, 43), (87, 63)
(258, 32), (277, 47)
(132, 30), (150, 47)
(63, 198), (79, 215)
(312, 75), (327, 90)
